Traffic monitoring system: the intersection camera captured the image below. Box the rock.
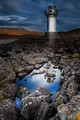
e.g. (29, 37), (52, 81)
(35, 57), (48, 64)
(66, 80), (78, 99)
(24, 65), (33, 72)
(56, 75), (75, 106)
(0, 91), (5, 102)
(57, 94), (80, 120)
(0, 60), (16, 85)
(21, 97), (43, 119)
(23, 55), (36, 65)
(13, 64), (25, 73)
(0, 99), (17, 120)
(34, 64), (42, 69)
(28, 87), (52, 102)
(64, 65), (71, 74)
(56, 95), (66, 106)
(0, 83), (17, 101)
(17, 87), (29, 99)
(23, 55), (48, 65)
(21, 88), (52, 120)
(35, 102), (57, 120)
(18, 72), (27, 78)
(75, 69), (80, 84)
(4, 83), (17, 99)
(49, 114), (60, 120)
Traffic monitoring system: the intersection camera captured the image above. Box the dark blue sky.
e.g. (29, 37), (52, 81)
(0, 0), (80, 32)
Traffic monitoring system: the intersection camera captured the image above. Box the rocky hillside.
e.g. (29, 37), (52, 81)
(0, 28), (80, 120)
(0, 28), (44, 39)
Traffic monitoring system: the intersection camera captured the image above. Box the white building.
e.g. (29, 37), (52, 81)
(45, 4), (58, 39)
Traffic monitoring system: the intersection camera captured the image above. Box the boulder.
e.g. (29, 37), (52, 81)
(34, 64), (42, 69)
(24, 65), (33, 72)
(21, 88), (52, 120)
(17, 87), (29, 99)
(28, 87), (52, 102)
(0, 99), (17, 120)
(4, 83), (17, 99)
(0, 83), (17, 101)
(58, 94), (80, 120)
(35, 102), (57, 120)
(12, 64), (25, 73)
(18, 72), (27, 78)
(0, 60), (16, 84)
(66, 80), (78, 99)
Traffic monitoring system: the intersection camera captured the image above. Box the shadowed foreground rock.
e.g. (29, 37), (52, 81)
(21, 88), (52, 120)
(35, 102), (57, 120)
(0, 83), (17, 101)
(0, 99), (17, 120)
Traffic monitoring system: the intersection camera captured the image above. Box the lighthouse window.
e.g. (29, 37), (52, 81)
(49, 10), (52, 13)
(48, 78), (51, 81)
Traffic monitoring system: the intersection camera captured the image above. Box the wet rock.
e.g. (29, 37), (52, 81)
(34, 64), (42, 69)
(66, 80), (78, 99)
(49, 114), (60, 120)
(21, 97), (43, 119)
(47, 52), (54, 58)
(0, 91), (5, 102)
(57, 94), (80, 120)
(23, 55), (36, 65)
(75, 69), (80, 84)
(17, 87), (29, 99)
(56, 95), (66, 106)
(18, 72), (27, 78)
(0, 60), (16, 85)
(35, 102), (57, 120)
(35, 57), (48, 64)
(0, 83), (17, 100)
(0, 99), (17, 120)
(56, 75), (75, 106)
(28, 87), (52, 102)
(23, 55), (48, 65)
(21, 88), (52, 120)
(24, 65), (33, 72)
(64, 65), (71, 74)
(13, 64), (25, 73)
(4, 83), (17, 99)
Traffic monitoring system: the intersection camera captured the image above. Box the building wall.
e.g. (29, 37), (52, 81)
(47, 16), (56, 32)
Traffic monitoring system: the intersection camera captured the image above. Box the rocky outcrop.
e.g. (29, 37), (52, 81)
(21, 88), (52, 120)
(0, 99), (17, 120)
(58, 94), (80, 120)
(17, 87), (29, 99)
(56, 55), (80, 106)
(0, 58), (16, 85)
(35, 102), (57, 120)
(0, 83), (17, 102)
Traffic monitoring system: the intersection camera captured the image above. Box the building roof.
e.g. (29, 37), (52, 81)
(48, 4), (56, 9)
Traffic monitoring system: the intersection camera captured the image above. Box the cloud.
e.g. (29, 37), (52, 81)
(0, 0), (80, 31)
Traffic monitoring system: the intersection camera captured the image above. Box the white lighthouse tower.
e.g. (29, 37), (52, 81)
(45, 4), (57, 39)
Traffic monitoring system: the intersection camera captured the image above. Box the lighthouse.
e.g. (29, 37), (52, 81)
(45, 4), (57, 39)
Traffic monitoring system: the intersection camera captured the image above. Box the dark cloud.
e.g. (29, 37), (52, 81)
(0, 0), (20, 15)
(0, 0), (80, 31)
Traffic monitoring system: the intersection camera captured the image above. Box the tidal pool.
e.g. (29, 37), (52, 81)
(16, 62), (61, 100)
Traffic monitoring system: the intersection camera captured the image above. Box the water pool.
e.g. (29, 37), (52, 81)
(16, 62), (61, 100)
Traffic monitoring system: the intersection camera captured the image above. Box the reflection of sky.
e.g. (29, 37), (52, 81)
(16, 64), (61, 99)
(0, 0), (80, 32)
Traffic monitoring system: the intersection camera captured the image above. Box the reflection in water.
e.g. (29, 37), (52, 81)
(0, 39), (18, 44)
(16, 62), (61, 100)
